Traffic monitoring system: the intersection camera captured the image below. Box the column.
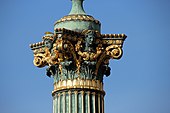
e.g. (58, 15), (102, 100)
(81, 91), (84, 113)
(92, 92), (96, 113)
(74, 91), (78, 113)
(98, 94), (101, 113)
(87, 91), (90, 113)
(101, 94), (104, 113)
(63, 92), (66, 113)
(68, 90), (71, 113)
(53, 95), (56, 113)
(58, 93), (60, 113)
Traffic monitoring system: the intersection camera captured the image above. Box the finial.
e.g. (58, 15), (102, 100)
(69, 0), (86, 15)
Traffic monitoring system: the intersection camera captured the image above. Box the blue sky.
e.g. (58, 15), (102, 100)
(0, 0), (170, 113)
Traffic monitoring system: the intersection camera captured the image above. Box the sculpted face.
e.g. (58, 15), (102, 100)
(85, 31), (94, 45)
(44, 39), (53, 49)
(88, 35), (94, 45)
(84, 30), (95, 52)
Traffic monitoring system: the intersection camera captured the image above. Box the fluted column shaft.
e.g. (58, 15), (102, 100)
(52, 90), (105, 113)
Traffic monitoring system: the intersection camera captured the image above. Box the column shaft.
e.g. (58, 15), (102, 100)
(87, 92), (90, 113)
(93, 93), (96, 113)
(81, 91), (84, 113)
(101, 95), (104, 113)
(98, 94), (101, 113)
(58, 94), (60, 113)
(68, 91), (71, 113)
(63, 92), (66, 113)
(75, 91), (78, 113)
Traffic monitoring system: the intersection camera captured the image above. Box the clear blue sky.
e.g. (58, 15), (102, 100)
(0, 0), (170, 113)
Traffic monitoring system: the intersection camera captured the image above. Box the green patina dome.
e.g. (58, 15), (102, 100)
(54, 0), (101, 32)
